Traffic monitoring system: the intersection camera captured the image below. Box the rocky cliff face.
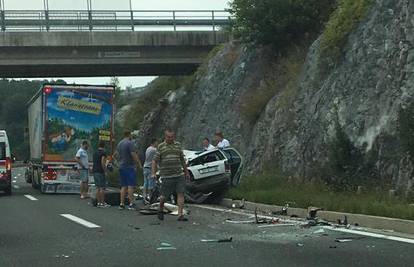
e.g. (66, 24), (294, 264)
(133, 0), (414, 196)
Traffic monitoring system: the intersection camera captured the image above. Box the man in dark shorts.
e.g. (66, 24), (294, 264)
(116, 130), (141, 210)
(152, 128), (190, 221)
(93, 141), (110, 208)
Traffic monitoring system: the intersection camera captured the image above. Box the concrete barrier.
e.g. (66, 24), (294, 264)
(220, 198), (414, 235)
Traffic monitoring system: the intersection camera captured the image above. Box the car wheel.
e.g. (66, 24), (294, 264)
(5, 183), (12, 196)
(206, 189), (227, 204)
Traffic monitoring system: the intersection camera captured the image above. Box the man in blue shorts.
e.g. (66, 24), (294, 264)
(116, 130), (142, 210)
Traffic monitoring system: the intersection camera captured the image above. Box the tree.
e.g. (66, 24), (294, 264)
(229, 0), (335, 50)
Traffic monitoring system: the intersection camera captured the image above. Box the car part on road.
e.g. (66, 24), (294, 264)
(201, 237), (233, 243)
(225, 219), (255, 224)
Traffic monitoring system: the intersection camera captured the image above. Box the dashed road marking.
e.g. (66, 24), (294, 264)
(60, 214), (100, 228)
(24, 194), (38, 201)
(13, 185), (19, 189)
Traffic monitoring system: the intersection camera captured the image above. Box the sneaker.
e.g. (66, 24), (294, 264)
(158, 211), (164, 221)
(128, 203), (136, 211)
(102, 202), (111, 208)
(119, 204), (125, 210)
(177, 215), (188, 222)
(97, 203), (103, 208)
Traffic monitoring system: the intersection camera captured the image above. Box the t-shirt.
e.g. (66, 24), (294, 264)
(93, 148), (107, 173)
(117, 138), (136, 169)
(217, 139), (230, 149)
(153, 141), (185, 178)
(76, 147), (89, 170)
(144, 146), (157, 169)
(203, 144), (215, 151)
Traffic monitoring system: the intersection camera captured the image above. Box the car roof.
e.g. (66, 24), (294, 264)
(183, 147), (241, 162)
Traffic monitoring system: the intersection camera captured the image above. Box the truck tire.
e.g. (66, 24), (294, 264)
(25, 168), (32, 183)
(5, 183), (11, 196)
(32, 169), (40, 190)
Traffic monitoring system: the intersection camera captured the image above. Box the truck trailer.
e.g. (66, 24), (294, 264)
(26, 84), (115, 193)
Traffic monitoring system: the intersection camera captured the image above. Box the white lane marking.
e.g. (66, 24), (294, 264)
(12, 180), (17, 183)
(60, 214), (101, 228)
(24, 194), (38, 201)
(324, 227), (414, 245)
(192, 204), (414, 245)
(13, 185), (19, 189)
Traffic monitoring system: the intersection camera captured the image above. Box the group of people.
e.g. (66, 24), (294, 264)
(74, 129), (231, 222)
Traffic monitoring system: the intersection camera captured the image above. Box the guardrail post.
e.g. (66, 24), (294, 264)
(212, 11), (217, 44)
(45, 10), (50, 32)
(173, 11), (176, 31)
(130, 10), (134, 31)
(0, 10), (5, 32)
(88, 10), (93, 31)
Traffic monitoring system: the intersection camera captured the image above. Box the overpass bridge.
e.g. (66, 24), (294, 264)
(0, 10), (232, 77)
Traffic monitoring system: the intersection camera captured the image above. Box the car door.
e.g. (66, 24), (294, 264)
(189, 151), (226, 181)
(221, 148), (243, 186)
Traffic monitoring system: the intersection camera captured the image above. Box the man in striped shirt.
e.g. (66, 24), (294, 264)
(152, 128), (190, 221)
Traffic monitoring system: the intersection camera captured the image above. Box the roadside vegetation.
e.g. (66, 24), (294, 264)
(229, 0), (334, 51)
(239, 45), (307, 125)
(228, 172), (414, 220)
(0, 79), (65, 160)
(122, 76), (190, 132)
(319, 0), (373, 70)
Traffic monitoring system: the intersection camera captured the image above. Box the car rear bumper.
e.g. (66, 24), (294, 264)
(186, 173), (230, 193)
(0, 178), (11, 189)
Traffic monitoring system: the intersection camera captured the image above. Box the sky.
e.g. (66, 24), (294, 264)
(2, 0), (231, 88)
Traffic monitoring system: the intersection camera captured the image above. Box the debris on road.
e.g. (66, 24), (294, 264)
(272, 204), (289, 216)
(201, 237), (233, 243)
(257, 223), (296, 228)
(230, 198), (245, 209)
(225, 219), (255, 224)
(313, 228), (326, 234)
(335, 239), (353, 243)
(157, 242), (177, 250)
(149, 203), (189, 216)
(307, 207), (323, 220)
(297, 243), (304, 247)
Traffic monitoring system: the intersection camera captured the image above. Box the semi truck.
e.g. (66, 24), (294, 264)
(26, 84), (115, 193)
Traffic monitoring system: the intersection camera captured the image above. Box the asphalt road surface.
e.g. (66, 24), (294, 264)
(1, 167), (413, 267)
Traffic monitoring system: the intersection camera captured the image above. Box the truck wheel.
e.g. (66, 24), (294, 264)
(5, 183), (12, 196)
(25, 168), (32, 183)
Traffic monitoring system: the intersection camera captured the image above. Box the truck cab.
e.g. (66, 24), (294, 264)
(0, 130), (12, 195)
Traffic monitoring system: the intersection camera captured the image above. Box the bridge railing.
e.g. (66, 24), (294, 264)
(0, 10), (232, 32)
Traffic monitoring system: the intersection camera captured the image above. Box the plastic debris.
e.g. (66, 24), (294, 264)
(157, 247), (177, 250)
(335, 239), (353, 243)
(313, 229), (325, 234)
(225, 219), (255, 224)
(157, 242), (177, 250)
(201, 237), (233, 243)
(258, 223), (295, 228)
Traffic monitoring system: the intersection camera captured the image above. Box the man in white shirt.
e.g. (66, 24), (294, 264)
(202, 138), (215, 151)
(215, 132), (230, 149)
(75, 140), (89, 199)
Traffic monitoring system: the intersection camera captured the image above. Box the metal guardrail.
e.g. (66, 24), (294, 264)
(0, 10), (231, 32)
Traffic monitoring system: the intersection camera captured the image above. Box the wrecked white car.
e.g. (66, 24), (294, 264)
(183, 147), (243, 203)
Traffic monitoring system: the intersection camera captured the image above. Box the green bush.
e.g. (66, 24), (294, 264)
(239, 46), (306, 124)
(229, 0), (334, 50)
(319, 0), (373, 68)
